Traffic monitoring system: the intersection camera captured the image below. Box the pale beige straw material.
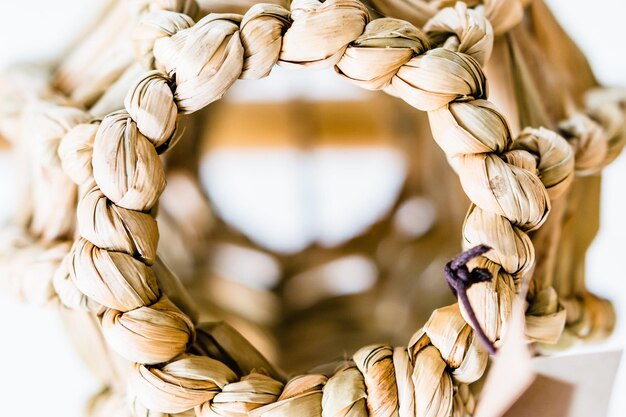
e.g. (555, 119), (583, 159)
(51, 1), (583, 415)
(0, 0), (625, 416)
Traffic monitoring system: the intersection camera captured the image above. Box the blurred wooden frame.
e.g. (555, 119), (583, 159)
(0, 134), (9, 150)
(201, 96), (413, 149)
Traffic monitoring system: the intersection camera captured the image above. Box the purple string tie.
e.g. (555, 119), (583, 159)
(444, 244), (498, 355)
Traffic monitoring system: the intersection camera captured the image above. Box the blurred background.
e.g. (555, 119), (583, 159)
(0, 1), (624, 416)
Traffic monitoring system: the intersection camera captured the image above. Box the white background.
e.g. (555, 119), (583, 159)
(0, 1), (625, 416)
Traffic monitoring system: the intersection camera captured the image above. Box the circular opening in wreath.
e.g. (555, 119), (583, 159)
(160, 67), (467, 370)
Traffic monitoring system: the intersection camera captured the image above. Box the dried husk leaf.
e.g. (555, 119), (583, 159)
(584, 96), (626, 167)
(125, 70), (178, 147)
(455, 153), (549, 231)
(153, 15), (244, 113)
(463, 257), (515, 343)
(101, 295), (194, 364)
(30, 167), (78, 241)
(585, 89), (626, 151)
(525, 286), (567, 344)
(562, 293), (616, 340)
(92, 110), (165, 211)
(353, 345), (398, 417)
(25, 104), (90, 169)
(240, 4), (291, 79)
(410, 345), (453, 417)
(514, 127), (574, 198)
(78, 185), (159, 264)
(69, 238), (160, 312)
(428, 100), (511, 156)
(53, 251), (103, 312)
(501, 149), (537, 173)
(392, 48), (487, 111)
(558, 113), (608, 176)
(130, 355), (238, 414)
(58, 123), (98, 186)
(462, 205), (534, 275)
(133, 10), (195, 68)
(451, 335), (489, 385)
(423, 304), (488, 383)
(425, 2), (493, 65)
(336, 18), (429, 90)
(0, 238), (69, 305)
(197, 373), (284, 416)
(249, 374), (326, 417)
(321, 365), (367, 417)
(279, 0), (369, 68)
(25, 105), (90, 240)
(392, 348), (415, 417)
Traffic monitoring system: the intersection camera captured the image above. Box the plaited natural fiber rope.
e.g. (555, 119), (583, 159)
(549, 89), (626, 341)
(48, 1), (591, 415)
(0, 0), (625, 416)
(0, 0), (616, 344)
(0, 101), (90, 304)
(0, 0), (205, 306)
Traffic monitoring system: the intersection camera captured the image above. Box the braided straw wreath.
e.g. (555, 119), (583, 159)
(0, 0), (624, 416)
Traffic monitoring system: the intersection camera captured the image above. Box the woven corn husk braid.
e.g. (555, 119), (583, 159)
(0, 0), (624, 415)
(49, 1), (587, 415)
(0, 76), (94, 303)
(0, 0), (205, 306)
(551, 89), (626, 341)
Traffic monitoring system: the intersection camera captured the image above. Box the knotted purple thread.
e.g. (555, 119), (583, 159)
(444, 244), (498, 355)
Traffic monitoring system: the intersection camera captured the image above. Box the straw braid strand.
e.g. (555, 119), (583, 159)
(53, 1), (590, 416)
